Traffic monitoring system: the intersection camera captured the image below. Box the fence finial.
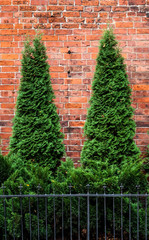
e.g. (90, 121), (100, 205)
(86, 184), (90, 193)
(18, 184), (23, 194)
(37, 184), (41, 194)
(69, 184), (72, 194)
(103, 185), (106, 194)
(136, 185), (140, 193)
(1, 184), (6, 195)
(120, 184), (124, 194)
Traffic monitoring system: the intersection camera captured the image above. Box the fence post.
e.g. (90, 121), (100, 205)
(19, 184), (23, 240)
(120, 184), (123, 240)
(103, 185), (107, 240)
(53, 187), (56, 240)
(69, 184), (72, 240)
(2, 184), (7, 240)
(145, 192), (147, 240)
(136, 185), (140, 240)
(37, 184), (41, 240)
(113, 192), (115, 240)
(86, 184), (90, 240)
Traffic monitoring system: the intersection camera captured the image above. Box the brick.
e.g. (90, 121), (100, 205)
(64, 54), (81, 59)
(0, 60), (14, 66)
(55, 29), (72, 35)
(15, 24), (23, 29)
(69, 121), (85, 127)
(1, 127), (12, 133)
(23, 12), (32, 17)
(81, 0), (99, 5)
(65, 103), (82, 108)
(18, 30), (35, 35)
(133, 84), (149, 91)
(1, 54), (18, 60)
(81, 24), (97, 29)
(0, 36), (13, 42)
(86, 35), (100, 40)
(0, 0), (11, 4)
(0, 73), (14, 78)
(75, 0), (81, 4)
(47, 6), (64, 11)
(69, 97), (87, 103)
(1, 30), (18, 35)
(20, 6), (36, 11)
(62, 24), (79, 28)
(31, 0), (48, 5)
(66, 6), (83, 11)
(50, 66), (64, 72)
(116, 22), (133, 28)
(1, 103), (15, 109)
(1, 42), (18, 47)
(1, 6), (18, 11)
(81, 12), (98, 18)
(2, 67), (19, 72)
(0, 24), (13, 29)
(133, 98), (149, 103)
(100, 0), (117, 5)
(63, 12), (80, 17)
(137, 29), (149, 34)
(65, 79), (82, 84)
(0, 133), (12, 138)
(59, 0), (74, 4)
(68, 36), (85, 41)
(13, 0), (29, 3)
(128, 0), (145, 4)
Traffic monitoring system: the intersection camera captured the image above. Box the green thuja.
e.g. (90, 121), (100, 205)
(81, 28), (140, 167)
(9, 35), (65, 171)
(0, 152), (11, 185)
(78, 29), (149, 238)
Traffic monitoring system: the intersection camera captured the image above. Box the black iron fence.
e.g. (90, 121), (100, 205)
(0, 184), (148, 240)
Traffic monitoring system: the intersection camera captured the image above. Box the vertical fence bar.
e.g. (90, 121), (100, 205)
(113, 193), (115, 240)
(96, 193), (98, 240)
(129, 197), (131, 240)
(120, 184), (123, 240)
(28, 196), (32, 240)
(69, 185), (72, 240)
(45, 195), (48, 240)
(12, 198), (15, 240)
(136, 186), (140, 240)
(145, 193), (147, 240)
(53, 188), (56, 240)
(62, 195), (64, 240)
(19, 184), (23, 240)
(103, 185), (107, 240)
(2, 184), (7, 240)
(37, 185), (41, 240)
(78, 194), (80, 240)
(87, 184), (90, 240)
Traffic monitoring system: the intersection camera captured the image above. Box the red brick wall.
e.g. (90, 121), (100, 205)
(0, 0), (149, 164)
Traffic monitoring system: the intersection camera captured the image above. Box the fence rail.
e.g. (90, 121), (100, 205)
(0, 185), (148, 240)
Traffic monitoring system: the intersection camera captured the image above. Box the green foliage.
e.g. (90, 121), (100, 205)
(53, 158), (149, 239)
(0, 155), (53, 239)
(9, 34), (65, 172)
(81, 28), (140, 166)
(0, 30), (148, 239)
(78, 28), (148, 238)
(0, 152), (11, 185)
(143, 134), (149, 175)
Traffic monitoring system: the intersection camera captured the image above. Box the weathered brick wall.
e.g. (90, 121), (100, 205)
(0, 0), (149, 164)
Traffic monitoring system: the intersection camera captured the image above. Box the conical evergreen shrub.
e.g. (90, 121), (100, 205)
(9, 35), (65, 171)
(81, 29), (140, 166)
